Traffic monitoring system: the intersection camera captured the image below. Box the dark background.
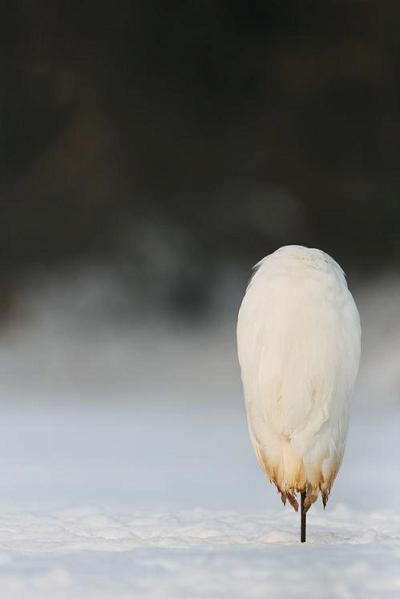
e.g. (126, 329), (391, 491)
(1, 1), (399, 319)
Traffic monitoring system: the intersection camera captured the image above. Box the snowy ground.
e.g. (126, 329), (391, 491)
(0, 504), (399, 599)
(0, 402), (398, 598)
(0, 272), (398, 597)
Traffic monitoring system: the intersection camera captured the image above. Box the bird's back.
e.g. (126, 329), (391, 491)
(237, 246), (361, 510)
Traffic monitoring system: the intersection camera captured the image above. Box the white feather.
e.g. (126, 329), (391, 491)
(237, 245), (361, 510)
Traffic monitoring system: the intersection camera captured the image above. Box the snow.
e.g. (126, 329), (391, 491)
(0, 505), (399, 599)
(0, 273), (398, 597)
(0, 402), (397, 598)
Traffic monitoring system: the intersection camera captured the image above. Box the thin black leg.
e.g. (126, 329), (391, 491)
(300, 491), (306, 543)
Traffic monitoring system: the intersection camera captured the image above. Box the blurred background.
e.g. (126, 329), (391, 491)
(0, 1), (399, 510)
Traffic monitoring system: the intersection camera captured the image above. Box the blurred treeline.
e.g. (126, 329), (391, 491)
(1, 2), (400, 314)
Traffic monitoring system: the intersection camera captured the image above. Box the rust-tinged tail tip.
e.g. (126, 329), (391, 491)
(286, 492), (299, 512)
(303, 492), (318, 513)
(280, 491), (299, 511)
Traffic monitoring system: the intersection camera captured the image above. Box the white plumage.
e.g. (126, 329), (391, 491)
(237, 245), (361, 515)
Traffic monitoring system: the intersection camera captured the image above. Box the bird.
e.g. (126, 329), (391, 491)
(236, 245), (361, 542)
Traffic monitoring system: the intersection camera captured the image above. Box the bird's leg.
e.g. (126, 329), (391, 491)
(300, 491), (306, 543)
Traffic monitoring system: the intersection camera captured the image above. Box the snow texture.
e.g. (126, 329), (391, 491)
(0, 403), (398, 598)
(0, 505), (399, 599)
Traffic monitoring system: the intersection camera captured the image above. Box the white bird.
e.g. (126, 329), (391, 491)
(237, 245), (361, 542)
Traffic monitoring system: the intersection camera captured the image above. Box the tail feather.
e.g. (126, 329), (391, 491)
(254, 439), (338, 513)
